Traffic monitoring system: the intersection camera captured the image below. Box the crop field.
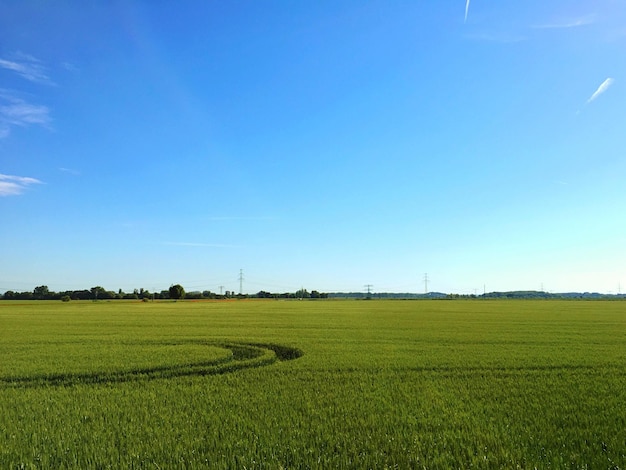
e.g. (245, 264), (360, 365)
(1, 299), (625, 468)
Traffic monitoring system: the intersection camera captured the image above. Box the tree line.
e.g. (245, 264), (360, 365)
(256, 288), (328, 299)
(0, 285), (188, 301)
(0, 285), (329, 301)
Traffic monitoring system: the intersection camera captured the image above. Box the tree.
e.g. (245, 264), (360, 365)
(169, 284), (185, 300)
(90, 286), (107, 301)
(3, 290), (16, 300)
(33, 285), (50, 300)
(295, 288), (310, 299)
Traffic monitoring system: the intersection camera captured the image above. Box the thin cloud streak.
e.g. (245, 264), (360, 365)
(0, 173), (43, 196)
(1, 100), (50, 125)
(464, 0), (470, 23)
(532, 16), (595, 29)
(60, 167), (81, 176)
(586, 78), (614, 104)
(0, 90), (51, 137)
(0, 53), (54, 138)
(0, 53), (54, 85)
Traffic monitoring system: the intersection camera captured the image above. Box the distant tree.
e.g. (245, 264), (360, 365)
(33, 285), (50, 300)
(61, 295), (71, 302)
(295, 288), (310, 299)
(90, 286), (107, 301)
(169, 284), (185, 300)
(72, 289), (91, 300)
(186, 291), (203, 300)
(15, 291), (34, 300)
(3, 290), (16, 300)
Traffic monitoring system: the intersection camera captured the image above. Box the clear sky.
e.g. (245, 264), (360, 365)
(1, 1), (625, 295)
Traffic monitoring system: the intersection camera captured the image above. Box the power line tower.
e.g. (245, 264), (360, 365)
(219, 285), (224, 296)
(238, 269), (244, 295)
(364, 284), (373, 299)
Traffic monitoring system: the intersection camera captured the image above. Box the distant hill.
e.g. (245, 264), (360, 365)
(328, 292), (448, 299)
(327, 291), (625, 300)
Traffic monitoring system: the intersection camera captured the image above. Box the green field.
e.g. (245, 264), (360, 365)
(1, 299), (625, 468)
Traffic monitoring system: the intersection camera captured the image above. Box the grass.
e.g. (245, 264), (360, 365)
(0, 299), (625, 468)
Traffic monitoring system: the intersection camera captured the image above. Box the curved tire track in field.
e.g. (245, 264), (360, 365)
(0, 341), (303, 389)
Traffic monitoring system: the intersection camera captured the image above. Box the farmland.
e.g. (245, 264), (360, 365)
(1, 299), (625, 468)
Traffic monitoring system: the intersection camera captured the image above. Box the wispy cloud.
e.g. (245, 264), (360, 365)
(0, 90), (51, 138)
(59, 167), (81, 176)
(586, 77), (614, 104)
(62, 62), (79, 73)
(0, 53), (54, 139)
(0, 96), (50, 125)
(0, 173), (43, 196)
(0, 52), (54, 85)
(532, 15), (595, 29)
(464, 0), (470, 23)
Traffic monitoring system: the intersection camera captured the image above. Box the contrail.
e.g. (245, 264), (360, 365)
(586, 77), (614, 104)
(464, 0), (470, 23)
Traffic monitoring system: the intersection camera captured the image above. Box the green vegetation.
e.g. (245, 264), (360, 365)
(1, 285), (333, 301)
(1, 300), (625, 468)
(4, 284), (625, 301)
(168, 284), (186, 301)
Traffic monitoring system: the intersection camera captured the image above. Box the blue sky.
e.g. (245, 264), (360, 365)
(1, 1), (625, 295)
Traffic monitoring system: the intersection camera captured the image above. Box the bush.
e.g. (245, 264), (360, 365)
(61, 295), (71, 302)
